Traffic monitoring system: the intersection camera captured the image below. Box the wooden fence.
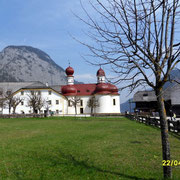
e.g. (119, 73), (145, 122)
(125, 114), (180, 134)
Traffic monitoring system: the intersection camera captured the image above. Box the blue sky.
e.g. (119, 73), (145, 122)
(0, 0), (97, 80)
(0, 0), (149, 103)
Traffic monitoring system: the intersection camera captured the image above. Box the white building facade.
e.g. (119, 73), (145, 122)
(0, 67), (120, 115)
(2, 88), (67, 115)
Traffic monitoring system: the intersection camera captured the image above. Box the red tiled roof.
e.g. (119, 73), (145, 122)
(75, 84), (97, 96)
(61, 83), (119, 96)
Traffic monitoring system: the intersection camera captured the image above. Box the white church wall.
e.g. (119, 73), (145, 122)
(94, 94), (120, 113)
(80, 96), (92, 114)
(78, 96), (91, 114)
(111, 95), (121, 113)
(67, 95), (120, 115)
(95, 95), (112, 113)
(66, 96), (90, 114)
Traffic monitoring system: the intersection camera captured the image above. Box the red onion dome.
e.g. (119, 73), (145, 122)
(61, 85), (77, 96)
(109, 84), (119, 94)
(97, 68), (105, 76)
(65, 66), (74, 76)
(95, 83), (111, 94)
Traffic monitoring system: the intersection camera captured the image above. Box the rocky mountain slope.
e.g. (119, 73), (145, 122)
(0, 45), (67, 85)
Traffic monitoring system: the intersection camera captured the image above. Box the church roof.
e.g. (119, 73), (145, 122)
(61, 83), (119, 96)
(0, 81), (45, 96)
(75, 84), (97, 96)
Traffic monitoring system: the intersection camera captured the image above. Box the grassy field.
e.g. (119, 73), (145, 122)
(0, 116), (179, 180)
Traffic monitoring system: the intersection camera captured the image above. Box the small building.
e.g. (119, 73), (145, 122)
(133, 83), (180, 116)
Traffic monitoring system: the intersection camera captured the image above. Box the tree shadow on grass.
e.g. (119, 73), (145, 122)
(48, 149), (156, 180)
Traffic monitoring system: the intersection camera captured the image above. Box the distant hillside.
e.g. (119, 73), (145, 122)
(163, 68), (180, 89)
(120, 99), (135, 113)
(0, 45), (69, 85)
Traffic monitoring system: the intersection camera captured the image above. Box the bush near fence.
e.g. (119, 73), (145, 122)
(125, 114), (180, 134)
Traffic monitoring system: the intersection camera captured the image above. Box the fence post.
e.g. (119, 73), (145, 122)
(177, 121), (180, 133)
(167, 120), (171, 132)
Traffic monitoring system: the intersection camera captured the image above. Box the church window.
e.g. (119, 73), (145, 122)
(56, 100), (59, 104)
(49, 100), (52, 105)
(113, 99), (116, 106)
(21, 101), (24, 105)
(68, 100), (71, 106)
(80, 100), (83, 106)
(48, 90), (52, 95)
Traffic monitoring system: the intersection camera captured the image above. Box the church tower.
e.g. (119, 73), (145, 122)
(97, 68), (105, 83)
(65, 66), (74, 85)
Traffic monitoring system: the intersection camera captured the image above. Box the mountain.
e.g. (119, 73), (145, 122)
(120, 98), (135, 113)
(0, 45), (68, 85)
(163, 68), (180, 89)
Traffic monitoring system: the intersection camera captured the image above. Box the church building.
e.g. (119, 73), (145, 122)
(61, 66), (120, 114)
(0, 66), (120, 115)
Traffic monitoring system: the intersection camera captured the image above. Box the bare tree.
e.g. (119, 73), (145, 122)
(68, 96), (81, 114)
(5, 92), (14, 114)
(44, 101), (52, 116)
(11, 97), (24, 114)
(27, 91), (45, 114)
(5, 92), (24, 114)
(87, 96), (99, 114)
(77, 0), (180, 178)
(0, 98), (6, 114)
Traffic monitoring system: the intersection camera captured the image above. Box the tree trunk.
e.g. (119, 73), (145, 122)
(91, 106), (93, 115)
(156, 88), (172, 179)
(9, 104), (11, 114)
(75, 105), (77, 115)
(13, 108), (16, 114)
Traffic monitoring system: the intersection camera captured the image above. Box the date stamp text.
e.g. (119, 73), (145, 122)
(162, 160), (180, 166)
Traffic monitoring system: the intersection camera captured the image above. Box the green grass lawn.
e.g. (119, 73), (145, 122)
(0, 116), (179, 180)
